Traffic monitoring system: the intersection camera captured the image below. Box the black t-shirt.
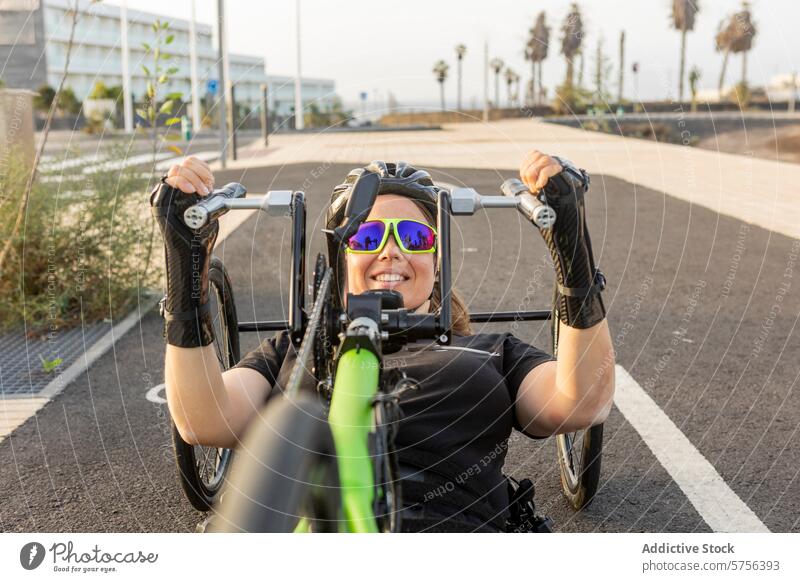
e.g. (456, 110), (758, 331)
(233, 330), (555, 530)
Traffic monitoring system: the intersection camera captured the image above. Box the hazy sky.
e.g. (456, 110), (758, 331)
(112, 0), (799, 109)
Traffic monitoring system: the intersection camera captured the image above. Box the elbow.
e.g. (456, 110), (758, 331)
(174, 418), (237, 449)
(578, 375), (615, 427)
(167, 396), (236, 449)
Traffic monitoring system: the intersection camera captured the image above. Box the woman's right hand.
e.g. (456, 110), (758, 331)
(164, 156), (215, 195)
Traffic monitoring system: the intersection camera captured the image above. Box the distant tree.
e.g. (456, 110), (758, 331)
(561, 3), (583, 88)
(526, 12), (550, 106)
(490, 58), (504, 108)
(433, 60), (449, 111)
(455, 44), (467, 110)
(715, 18), (734, 98)
(504, 67), (519, 107)
(689, 66), (701, 111)
(89, 81), (109, 99)
(33, 85), (56, 112)
(671, 0), (700, 102)
(593, 37), (613, 108)
(57, 87), (81, 114)
(729, 1), (756, 88)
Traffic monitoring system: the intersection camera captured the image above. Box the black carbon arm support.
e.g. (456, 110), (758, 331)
(150, 178), (217, 347)
(538, 157), (606, 329)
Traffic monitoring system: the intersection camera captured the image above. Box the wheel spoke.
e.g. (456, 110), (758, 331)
(198, 446), (214, 481)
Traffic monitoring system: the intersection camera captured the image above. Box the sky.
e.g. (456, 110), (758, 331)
(111, 0), (799, 110)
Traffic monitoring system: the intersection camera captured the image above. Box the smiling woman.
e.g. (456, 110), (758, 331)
(156, 156), (614, 532)
(326, 161), (473, 336)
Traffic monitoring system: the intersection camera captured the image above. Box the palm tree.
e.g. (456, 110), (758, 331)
(689, 66), (701, 112)
(526, 11), (550, 105)
(505, 68), (519, 107)
(671, 0), (700, 103)
(455, 44), (467, 110)
(715, 17), (734, 98)
(729, 1), (756, 88)
(433, 60), (449, 111)
(561, 3), (584, 88)
(490, 58), (504, 108)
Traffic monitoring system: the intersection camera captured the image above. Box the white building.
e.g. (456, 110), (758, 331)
(0, 0), (336, 117)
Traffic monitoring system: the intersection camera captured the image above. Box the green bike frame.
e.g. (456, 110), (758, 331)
(326, 347), (381, 533)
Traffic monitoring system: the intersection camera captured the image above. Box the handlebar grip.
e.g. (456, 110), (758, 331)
(501, 178), (557, 229)
(183, 182), (247, 229)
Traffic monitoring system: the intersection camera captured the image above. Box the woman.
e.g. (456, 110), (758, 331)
(150, 152), (615, 532)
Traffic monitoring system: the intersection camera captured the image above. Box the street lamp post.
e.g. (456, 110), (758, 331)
(120, 0), (133, 132)
(217, 0), (228, 167)
(294, 0), (304, 130)
(189, 0), (201, 132)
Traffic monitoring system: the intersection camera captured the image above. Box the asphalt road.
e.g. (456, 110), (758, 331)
(1, 162), (798, 533)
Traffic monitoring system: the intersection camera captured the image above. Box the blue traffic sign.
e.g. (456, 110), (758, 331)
(360, 91), (368, 101)
(207, 79), (219, 95)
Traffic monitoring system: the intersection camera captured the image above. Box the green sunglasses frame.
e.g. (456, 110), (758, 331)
(344, 218), (438, 255)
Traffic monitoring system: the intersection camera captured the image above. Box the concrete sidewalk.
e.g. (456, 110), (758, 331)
(217, 118), (800, 241)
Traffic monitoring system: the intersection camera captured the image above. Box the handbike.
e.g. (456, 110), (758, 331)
(167, 170), (603, 531)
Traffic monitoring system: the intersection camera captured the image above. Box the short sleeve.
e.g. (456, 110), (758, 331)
(232, 330), (292, 386)
(502, 333), (556, 437)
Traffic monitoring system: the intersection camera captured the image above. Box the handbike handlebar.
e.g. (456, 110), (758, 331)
(450, 178), (556, 229)
(182, 182), (293, 229)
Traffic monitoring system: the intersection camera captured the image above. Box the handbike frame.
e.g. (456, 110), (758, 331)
(192, 173), (599, 532)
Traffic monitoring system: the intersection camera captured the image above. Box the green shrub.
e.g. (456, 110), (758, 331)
(34, 85), (56, 112)
(0, 148), (157, 333)
(552, 82), (593, 115)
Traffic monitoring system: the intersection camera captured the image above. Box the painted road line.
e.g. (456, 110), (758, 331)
(146, 383), (167, 404)
(0, 397), (49, 444)
(82, 152), (174, 174)
(614, 364), (770, 533)
(155, 151), (220, 172)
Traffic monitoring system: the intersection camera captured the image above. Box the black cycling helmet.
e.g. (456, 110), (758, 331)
(325, 161), (441, 304)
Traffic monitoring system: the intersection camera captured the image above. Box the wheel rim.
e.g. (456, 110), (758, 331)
(559, 430), (585, 493)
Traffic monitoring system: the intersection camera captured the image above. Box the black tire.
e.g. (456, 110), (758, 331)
(172, 256), (239, 512)
(556, 425), (603, 509)
(550, 290), (604, 510)
(209, 395), (341, 532)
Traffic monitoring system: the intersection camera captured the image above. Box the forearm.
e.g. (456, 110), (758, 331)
(554, 318), (615, 425)
(165, 344), (242, 446)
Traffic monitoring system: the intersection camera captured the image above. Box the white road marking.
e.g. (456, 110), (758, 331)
(82, 152), (174, 174)
(0, 398), (49, 444)
(613, 364), (770, 532)
(155, 150), (219, 172)
(146, 383), (167, 404)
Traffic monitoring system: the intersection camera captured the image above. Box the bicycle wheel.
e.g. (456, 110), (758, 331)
(172, 256), (239, 512)
(551, 288), (604, 510)
(209, 395), (341, 532)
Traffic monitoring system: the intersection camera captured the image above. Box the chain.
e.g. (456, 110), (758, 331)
(284, 268), (332, 399)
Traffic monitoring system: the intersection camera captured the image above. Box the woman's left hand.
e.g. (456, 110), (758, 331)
(519, 150), (563, 191)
